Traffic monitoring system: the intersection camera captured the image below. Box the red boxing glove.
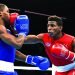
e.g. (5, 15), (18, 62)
(50, 43), (75, 61)
(10, 13), (19, 26)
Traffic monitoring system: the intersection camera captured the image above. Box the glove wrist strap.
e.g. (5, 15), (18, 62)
(18, 33), (26, 37)
(25, 55), (36, 65)
(25, 55), (32, 64)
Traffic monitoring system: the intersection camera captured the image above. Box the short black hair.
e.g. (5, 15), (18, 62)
(48, 15), (63, 26)
(0, 3), (6, 11)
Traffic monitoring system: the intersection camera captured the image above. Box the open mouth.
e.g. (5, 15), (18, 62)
(48, 32), (54, 36)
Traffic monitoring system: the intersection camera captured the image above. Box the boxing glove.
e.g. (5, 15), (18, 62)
(25, 55), (50, 70)
(10, 13), (19, 26)
(50, 43), (75, 61)
(14, 15), (29, 37)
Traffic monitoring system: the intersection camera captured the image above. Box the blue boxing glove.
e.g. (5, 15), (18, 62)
(14, 15), (29, 37)
(25, 55), (50, 70)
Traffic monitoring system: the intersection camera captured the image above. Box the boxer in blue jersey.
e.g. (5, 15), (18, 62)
(0, 3), (50, 75)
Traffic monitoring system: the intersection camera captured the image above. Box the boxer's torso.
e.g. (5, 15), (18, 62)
(0, 29), (16, 63)
(42, 33), (74, 66)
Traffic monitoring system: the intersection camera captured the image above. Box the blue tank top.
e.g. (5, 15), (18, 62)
(0, 29), (16, 63)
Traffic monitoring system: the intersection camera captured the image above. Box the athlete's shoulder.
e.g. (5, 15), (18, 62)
(64, 33), (74, 38)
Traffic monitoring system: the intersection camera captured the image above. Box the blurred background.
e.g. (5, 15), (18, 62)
(0, 0), (75, 75)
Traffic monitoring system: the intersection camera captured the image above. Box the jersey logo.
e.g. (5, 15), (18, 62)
(45, 42), (51, 47)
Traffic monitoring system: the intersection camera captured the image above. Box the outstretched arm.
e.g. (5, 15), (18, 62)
(24, 34), (44, 44)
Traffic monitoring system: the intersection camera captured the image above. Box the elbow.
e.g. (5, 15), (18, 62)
(16, 46), (22, 49)
(15, 45), (22, 49)
(15, 40), (24, 49)
(12, 38), (25, 49)
(14, 43), (23, 49)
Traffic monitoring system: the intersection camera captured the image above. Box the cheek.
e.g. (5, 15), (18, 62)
(47, 27), (49, 30)
(55, 29), (60, 34)
(4, 12), (9, 17)
(4, 14), (10, 21)
(6, 13), (10, 18)
(53, 28), (59, 32)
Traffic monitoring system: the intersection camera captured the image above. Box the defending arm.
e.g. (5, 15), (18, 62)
(0, 13), (27, 49)
(25, 55), (50, 70)
(0, 25), (25, 49)
(15, 50), (27, 61)
(15, 50), (50, 70)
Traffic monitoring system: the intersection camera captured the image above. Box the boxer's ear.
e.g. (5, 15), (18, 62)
(59, 26), (63, 31)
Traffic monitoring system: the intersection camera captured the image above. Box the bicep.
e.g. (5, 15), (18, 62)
(0, 25), (20, 48)
(0, 32), (17, 45)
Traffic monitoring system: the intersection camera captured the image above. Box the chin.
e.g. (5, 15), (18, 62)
(48, 33), (54, 37)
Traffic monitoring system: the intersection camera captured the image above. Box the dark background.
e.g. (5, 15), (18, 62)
(0, 0), (75, 75)
(0, 0), (75, 35)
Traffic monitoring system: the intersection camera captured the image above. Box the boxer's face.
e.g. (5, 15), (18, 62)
(47, 21), (62, 38)
(0, 5), (10, 21)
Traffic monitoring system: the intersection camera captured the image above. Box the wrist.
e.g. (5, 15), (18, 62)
(25, 55), (36, 65)
(18, 33), (26, 37)
(25, 55), (33, 64)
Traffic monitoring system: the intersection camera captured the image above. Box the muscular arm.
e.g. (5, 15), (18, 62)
(0, 24), (25, 49)
(15, 50), (26, 62)
(24, 34), (44, 44)
(15, 50), (50, 70)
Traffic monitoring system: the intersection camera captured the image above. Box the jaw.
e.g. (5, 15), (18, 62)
(48, 32), (62, 39)
(48, 32), (54, 37)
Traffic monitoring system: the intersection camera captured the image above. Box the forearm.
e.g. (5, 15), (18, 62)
(1, 33), (25, 49)
(16, 35), (25, 46)
(16, 50), (50, 70)
(16, 50), (27, 62)
(25, 35), (38, 40)
(24, 35), (42, 44)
